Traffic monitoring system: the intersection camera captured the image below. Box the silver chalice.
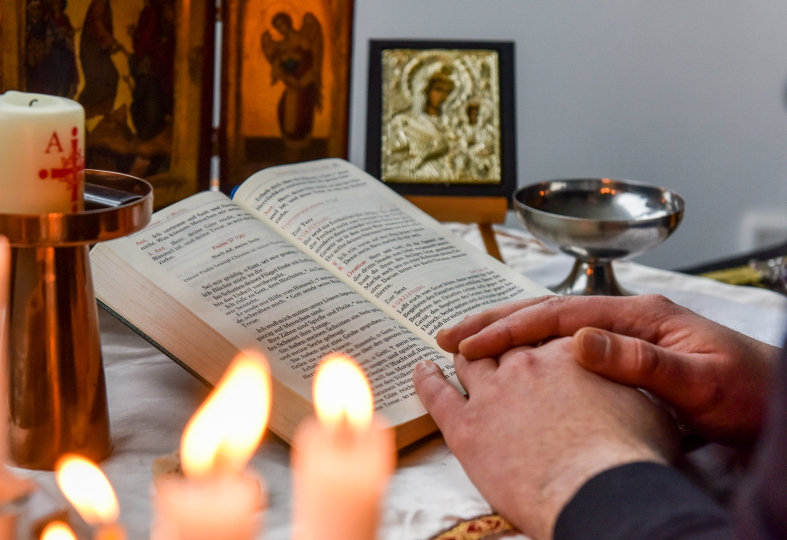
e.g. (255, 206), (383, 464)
(513, 178), (685, 295)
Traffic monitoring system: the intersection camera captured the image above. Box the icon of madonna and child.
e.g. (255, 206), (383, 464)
(381, 50), (503, 185)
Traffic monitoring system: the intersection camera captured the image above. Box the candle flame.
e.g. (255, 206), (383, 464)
(55, 455), (119, 524)
(40, 521), (77, 540)
(313, 354), (374, 429)
(181, 350), (272, 477)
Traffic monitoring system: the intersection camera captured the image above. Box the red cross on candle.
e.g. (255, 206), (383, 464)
(37, 126), (85, 212)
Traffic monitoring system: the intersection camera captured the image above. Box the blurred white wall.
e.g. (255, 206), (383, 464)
(347, 0), (787, 269)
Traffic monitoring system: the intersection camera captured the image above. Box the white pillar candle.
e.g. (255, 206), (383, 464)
(292, 354), (395, 540)
(292, 416), (394, 540)
(0, 91), (85, 214)
(94, 523), (126, 540)
(152, 473), (262, 540)
(152, 352), (271, 540)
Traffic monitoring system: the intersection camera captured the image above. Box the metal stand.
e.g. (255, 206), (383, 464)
(0, 171), (152, 470)
(551, 259), (633, 296)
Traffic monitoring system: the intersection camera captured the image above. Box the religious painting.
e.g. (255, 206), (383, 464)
(0, 2), (22, 91)
(0, 0), (214, 209)
(0, 6), (4, 90)
(366, 40), (516, 201)
(220, 0), (354, 191)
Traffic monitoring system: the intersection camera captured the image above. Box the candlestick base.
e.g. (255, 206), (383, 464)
(0, 477), (77, 540)
(0, 170), (152, 470)
(0, 467), (34, 504)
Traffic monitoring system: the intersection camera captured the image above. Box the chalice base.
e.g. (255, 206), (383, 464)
(551, 259), (634, 296)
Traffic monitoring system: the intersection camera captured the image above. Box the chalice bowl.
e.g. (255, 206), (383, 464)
(513, 178), (685, 295)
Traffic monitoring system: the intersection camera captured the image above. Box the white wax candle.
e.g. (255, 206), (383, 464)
(0, 91), (85, 214)
(94, 522), (126, 540)
(152, 473), (262, 540)
(292, 417), (395, 540)
(152, 352), (270, 540)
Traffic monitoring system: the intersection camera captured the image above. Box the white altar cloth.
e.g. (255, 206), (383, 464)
(12, 224), (787, 540)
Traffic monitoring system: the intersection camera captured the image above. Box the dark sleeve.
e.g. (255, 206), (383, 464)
(556, 332), (787, 540)
(554, 461), (731, 540)
(733, 335), (787, 538)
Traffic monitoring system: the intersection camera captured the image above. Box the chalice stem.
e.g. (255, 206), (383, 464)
(551, 258), (633, 296)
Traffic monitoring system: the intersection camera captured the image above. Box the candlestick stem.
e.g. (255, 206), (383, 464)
(0, 171), (152, 470)
(8, 244), (109, 468)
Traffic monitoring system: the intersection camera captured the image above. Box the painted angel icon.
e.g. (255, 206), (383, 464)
(261, 12), (323, 151)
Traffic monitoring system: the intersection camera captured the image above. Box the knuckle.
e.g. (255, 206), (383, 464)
(631, 338), (660, 375)
(637, 293), (675, 311)
(416, 373), (444, 403)
(689, 367), (724, 409)
(542, 294), (570, 309)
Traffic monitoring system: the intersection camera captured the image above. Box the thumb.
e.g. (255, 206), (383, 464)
(572, 327), (698, 411)
(412, 360), (466, 434)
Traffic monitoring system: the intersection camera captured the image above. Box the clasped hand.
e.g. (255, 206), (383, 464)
(434, 294), (778, 446)
(412, 294), (780, 539)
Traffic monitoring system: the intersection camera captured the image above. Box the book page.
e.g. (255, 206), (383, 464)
(91, 191), (450, 427)
(233, 159), (550, 344)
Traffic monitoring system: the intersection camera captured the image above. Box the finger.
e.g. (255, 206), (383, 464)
(412, 360), (466, 433)
(496, 343), (541, 366)
(436, 296), (553, 353)
(453, 353), (498, 395)
(457, 294), (671, 360)
(572, 327), (702, 412)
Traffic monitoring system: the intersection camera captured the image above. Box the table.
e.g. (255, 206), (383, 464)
(678, 238), (787, 295)
(12, 224), (787, 540)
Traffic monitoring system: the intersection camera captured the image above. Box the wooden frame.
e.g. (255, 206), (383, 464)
(366, 40), (517, 260)
(1, 0), (214, 208)
(220, 0), (354, 192)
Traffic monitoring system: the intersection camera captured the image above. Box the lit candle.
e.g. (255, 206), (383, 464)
(55, 454), (125, 540)
(152, 350), (271, 540)
(292, 354), (396, 540)
(40, 520), (78, 540)
(0, 90), (85, 214)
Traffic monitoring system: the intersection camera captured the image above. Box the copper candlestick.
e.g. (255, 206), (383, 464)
(0, 170), (152, 470)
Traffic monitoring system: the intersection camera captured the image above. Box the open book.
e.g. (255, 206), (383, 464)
(90, 159), (549, 449)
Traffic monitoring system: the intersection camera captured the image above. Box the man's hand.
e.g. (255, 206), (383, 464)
(413, 338), (679, 540)
(436, 294), (780, 446)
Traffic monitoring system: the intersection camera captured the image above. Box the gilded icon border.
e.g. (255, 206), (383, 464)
(366, 40), (516, 201)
